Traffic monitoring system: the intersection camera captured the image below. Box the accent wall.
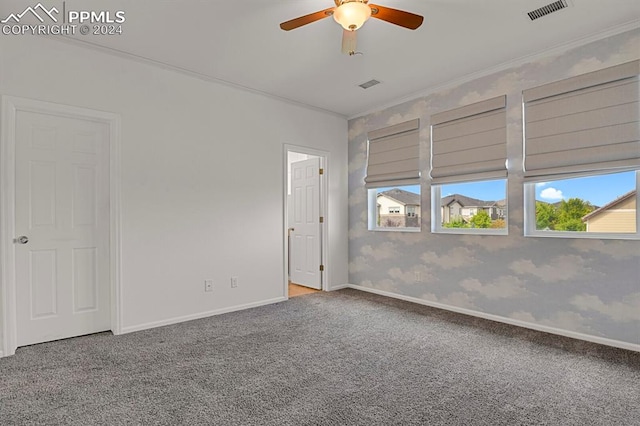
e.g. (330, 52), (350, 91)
(348, 29), (640, 347)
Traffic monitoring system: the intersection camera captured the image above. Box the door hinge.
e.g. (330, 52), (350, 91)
(319, 168), (324, 175)
(319, 264), (324, 272)
(319, 216), (324, 223)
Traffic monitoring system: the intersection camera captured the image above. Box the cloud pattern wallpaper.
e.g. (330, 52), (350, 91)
(348, 29), (640, 346)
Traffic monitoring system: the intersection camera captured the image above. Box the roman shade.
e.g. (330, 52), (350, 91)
(430, 95), (507, 184)
(523, 60), (640, 180)
(365, 118), (420, 188)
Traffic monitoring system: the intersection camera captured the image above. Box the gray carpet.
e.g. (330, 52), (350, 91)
(1, 289), (638, 425)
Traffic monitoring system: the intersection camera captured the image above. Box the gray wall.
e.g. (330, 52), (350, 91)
(348, 29), (640, 346)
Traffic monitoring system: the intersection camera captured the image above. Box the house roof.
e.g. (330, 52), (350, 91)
(442, 194), (498, 208)
(581, 190), (636, 222)
(378, 188), (420, 206)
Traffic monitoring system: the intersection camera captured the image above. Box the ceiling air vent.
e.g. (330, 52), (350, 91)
(359, 79), (380, 89)
(527, 0), (568, 20)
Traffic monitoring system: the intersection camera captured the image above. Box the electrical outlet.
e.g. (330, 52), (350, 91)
(414, 271), (421, 283)
(204, 280), (213, 292)
(231, 276), (238, 288)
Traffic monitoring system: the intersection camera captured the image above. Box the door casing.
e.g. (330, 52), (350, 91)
(0, 96), (122, 357)
(283, 145), (329, 297)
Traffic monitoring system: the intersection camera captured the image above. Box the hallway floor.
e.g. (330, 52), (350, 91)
(288, 282), (320, 297)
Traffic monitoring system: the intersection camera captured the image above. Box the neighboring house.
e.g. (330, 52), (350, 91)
(441, 194), (506, 224)
(377, 188), (421, 227)
(377, 190), (506, 227)
(582, 190), (637, 233)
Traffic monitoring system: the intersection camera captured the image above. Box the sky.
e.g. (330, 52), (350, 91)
(377, 171), (637, 207)
(534, 171), (636, 207)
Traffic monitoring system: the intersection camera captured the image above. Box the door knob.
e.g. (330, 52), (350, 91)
(15, 236), (29, 244)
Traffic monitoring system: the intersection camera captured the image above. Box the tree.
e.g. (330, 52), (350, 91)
(536, 201), (558, 230)
(469, 210), (492, 228)
(443, 216), (468, 228)
(555, 198), (594, 231)
(555, 218), (587, 231)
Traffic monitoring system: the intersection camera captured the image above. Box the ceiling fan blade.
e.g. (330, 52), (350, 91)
(341, 29), (357, 55)
(369, 4), (424, 30)
(280, 8), (334, 31)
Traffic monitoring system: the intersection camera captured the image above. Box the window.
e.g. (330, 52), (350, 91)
(369, 185), (421, 230)
(523, 60), (639, 239)
(365, 119), (421, 232)
(433, 180), (507, 232)
(430, 96), (508, 235)
(525, 171), (638, 238)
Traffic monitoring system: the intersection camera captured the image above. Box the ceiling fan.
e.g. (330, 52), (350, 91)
(280, 0), (423, 55)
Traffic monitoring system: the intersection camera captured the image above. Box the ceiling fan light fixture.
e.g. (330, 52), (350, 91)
(333, 1), (371, 30)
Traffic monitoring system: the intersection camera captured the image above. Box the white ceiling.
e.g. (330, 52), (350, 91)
(2, 0), (639, 117)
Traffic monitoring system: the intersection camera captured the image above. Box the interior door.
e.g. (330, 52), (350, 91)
(14, 110), (111, 347)
(289, 157), (322, 289)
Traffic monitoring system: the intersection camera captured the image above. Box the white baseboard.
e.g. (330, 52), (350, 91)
(0, 345), (16, 358)
(347, 284), (640, 353)
(328, 284), (349, 291)
(120, 296), (287, 335)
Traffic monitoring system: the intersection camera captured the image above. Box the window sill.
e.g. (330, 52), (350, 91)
(433, 227), (508, 236)
(370, 227), (422, 233)
(525, 231), (638, 240)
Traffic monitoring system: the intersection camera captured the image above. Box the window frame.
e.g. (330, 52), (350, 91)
(431, 179), (508, 236)
(368, 186), (422, 233)
(524, 170), (640, 240)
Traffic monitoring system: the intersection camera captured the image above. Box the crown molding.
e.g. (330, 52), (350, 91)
(46, 36), (348, 120)
(29, 18), (640, 123)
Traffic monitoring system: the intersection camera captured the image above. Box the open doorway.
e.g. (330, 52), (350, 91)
(284, 146), (328, 298)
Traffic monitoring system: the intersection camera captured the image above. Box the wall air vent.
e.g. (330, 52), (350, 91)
(527, 0), (568, 20)
(359, 79), (380, 89)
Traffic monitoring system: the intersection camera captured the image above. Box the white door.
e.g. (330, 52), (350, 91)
(290, 157), (322, 289)
(14, 110), (111, 347)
